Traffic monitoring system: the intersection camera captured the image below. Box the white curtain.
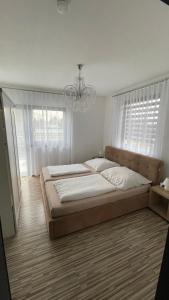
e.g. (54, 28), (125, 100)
(106, 79), (169, 158)
(4, 89), (74, 176)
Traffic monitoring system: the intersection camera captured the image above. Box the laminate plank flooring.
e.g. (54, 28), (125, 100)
(5, 177), (168, 300)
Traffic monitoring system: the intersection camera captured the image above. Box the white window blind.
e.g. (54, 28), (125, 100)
(105, 80), (169, 160)
(122, 98), (161, 155)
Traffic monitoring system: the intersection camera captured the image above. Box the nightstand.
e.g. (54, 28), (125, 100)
(149, 186), (169, 221)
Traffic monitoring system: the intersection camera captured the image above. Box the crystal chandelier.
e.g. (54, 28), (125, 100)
(64, 64), (96, 112)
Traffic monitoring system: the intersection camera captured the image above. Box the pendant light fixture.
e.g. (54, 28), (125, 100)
(64, 64), (96, 112)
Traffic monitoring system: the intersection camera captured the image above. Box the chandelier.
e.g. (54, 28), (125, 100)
(64, 64), (96, 112)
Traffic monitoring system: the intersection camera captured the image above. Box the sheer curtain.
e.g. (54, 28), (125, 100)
(4, 89), (74, 176)
(107, 79), (169, 158)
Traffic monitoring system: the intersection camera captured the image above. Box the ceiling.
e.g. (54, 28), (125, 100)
(0, 0), (169, 96)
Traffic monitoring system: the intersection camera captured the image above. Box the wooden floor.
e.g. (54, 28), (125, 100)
(5, 177), (168, 300)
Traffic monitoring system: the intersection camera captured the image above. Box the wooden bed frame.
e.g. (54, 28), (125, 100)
(40, 146), (163, 239)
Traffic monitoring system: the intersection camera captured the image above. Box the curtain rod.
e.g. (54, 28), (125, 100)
(112, 77), (169, 98)
(0, 85), (64, 96)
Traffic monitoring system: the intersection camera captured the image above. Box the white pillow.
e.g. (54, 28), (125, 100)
(85, 158), (119, 172)
(101, 167), (151, 190)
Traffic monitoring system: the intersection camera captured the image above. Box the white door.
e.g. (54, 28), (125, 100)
(2, 93), (21, 227)
(11, 110), (21, 196)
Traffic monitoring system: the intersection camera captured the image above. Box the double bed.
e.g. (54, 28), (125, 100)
(40, 146), (163, 239)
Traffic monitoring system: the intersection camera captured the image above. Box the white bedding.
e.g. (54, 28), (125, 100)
(85, 158), (119, 172)
(101, 167), (151, 190)
(54, 174), (115, 202)
(47, 164), (90, 177)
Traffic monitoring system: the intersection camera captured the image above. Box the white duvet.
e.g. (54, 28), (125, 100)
(54, 174), (115, 202)
(47, 164), (90, 177)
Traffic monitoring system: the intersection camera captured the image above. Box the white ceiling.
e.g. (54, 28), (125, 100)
(0, 0), (169, 96)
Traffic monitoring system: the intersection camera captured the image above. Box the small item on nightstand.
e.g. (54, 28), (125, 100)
(98, 150), (104, 157)
(92, 151), (104, 159)
(161, 178), (169, 191)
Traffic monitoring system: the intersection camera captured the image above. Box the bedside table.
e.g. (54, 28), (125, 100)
(149, 186), (169, 221)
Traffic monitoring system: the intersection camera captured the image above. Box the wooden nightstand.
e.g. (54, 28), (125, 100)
(149, 186), (169, 221)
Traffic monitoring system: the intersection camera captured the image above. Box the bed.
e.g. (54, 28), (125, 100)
(40, 146), (163, 239)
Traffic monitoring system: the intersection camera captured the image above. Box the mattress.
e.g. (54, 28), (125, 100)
(42, 163), (96, 182)
(45, 181), (150, 218)
(47, 164), (90, 176)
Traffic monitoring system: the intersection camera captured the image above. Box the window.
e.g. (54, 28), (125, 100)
(122, 98), (161, 155)
(15, 106), (66, 176)
(32, 108), (65, 143)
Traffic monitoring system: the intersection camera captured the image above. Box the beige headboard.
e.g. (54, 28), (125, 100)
(105, 146), (163, 185)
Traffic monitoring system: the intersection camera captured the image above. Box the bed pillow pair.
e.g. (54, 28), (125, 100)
(85, 158), (119, 172)
(101, 166), (151, 190)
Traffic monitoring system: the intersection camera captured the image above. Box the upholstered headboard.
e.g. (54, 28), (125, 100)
(105, 146), (163, 185)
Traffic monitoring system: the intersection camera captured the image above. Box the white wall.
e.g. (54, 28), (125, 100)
(103, 96), (114, 148)
(73, 96), (105, 162)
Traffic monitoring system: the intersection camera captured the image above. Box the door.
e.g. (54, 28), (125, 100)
(11, 109), (21, 197)
(2, 92), (21, 227)
(0, 90), (15, 238)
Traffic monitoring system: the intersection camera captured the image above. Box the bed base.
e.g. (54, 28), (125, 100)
(40, 173), (149, 239)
